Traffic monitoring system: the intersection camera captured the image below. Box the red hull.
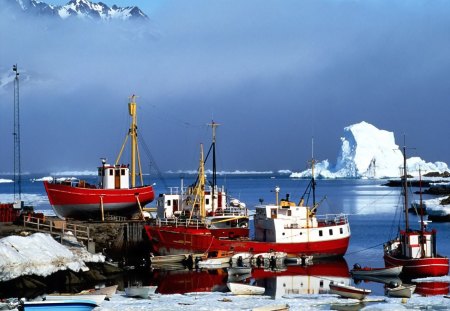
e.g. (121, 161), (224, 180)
(415, 282), (449, 296)
(145, 224), (349, 258)
(384, 253), (449, 277)
(44, 181), (154, 219)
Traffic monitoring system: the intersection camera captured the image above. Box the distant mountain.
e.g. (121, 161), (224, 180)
(5, 0), (148, 21)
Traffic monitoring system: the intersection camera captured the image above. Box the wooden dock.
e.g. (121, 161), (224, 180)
(22, 215), (91, 242)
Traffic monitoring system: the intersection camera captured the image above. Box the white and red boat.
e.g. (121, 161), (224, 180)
(154, 121), (249, 239)
(145, 155), (351, 258)
(383, 145), (449, 277)
(44, 96), (155, 220)
(329, 282), (371, 300)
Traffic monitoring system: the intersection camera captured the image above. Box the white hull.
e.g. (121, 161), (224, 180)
(227, 282), (265, 295)
(125, 286), (157, 298)
(385, 284), (416, 298)
(329, 283), (371, 300)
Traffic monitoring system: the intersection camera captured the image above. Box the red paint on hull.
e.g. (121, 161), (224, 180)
(384, 253), (449, 277)
(152, 269), (228, 294)
(145, 225), (350, 258)
(415, 282), (449, 296)
(44, 181), (154, 219)
(252, 258), (350, 279)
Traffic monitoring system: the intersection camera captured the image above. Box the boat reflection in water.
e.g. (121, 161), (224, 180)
(252, 258), (351, 298)
(413, 281), (449, 296)
(352, 272), (449, 297)
(150, 258), (350, 298)
(151, 264), (229, 294)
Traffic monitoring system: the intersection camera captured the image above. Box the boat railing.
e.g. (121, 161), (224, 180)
(152, 217), (206, 229)
(316, 213), (348, 226)
(213, 207), (248, 217)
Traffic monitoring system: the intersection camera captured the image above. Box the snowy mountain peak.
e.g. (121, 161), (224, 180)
(291, 121), (449, 179)
(7, 0), (148, 21)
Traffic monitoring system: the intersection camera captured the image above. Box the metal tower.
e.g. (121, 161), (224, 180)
(13, 64), (22, 203)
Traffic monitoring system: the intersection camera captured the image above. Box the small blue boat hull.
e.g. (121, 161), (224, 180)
(22, 299), (98, 311)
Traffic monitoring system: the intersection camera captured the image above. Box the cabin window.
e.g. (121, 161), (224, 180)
(287, 210), (292, 216)
(340, 228), (343, 234)
(206, 198), (210, 205)
(109, 169), (113, 176)
(271, 209), (277, 219)
(167, 200), (171, 206)
(121, 169), (126, 175)
(319, 230), (323, 237)
(320, 280), (324, 288)
(329, 229), (333, 235)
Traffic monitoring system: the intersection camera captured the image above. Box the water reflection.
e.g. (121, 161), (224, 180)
(352, 274), (449, 297)
(148, 258), (351, 299)
(252, 258), (350, 298)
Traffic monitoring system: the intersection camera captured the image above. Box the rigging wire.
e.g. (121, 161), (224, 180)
(344, 242), (385, 256)
(138, 135), (168, 190)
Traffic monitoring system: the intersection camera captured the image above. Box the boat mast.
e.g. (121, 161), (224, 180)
(402, 144), (410, 232)
(208, 121), (219, 212)
(311, 137), (316, 208)
(199, 144), (206, 217)
(419, 168), (426, 258)
(13, 64), (22, 204)
(115, 95), (143, 187)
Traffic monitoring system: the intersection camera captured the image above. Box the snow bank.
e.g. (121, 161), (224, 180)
(95, 291), (450, 311)
(291, 121), (450, 179)
(0, 232), (104, 282)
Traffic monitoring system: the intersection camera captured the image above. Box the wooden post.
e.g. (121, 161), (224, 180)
(136, 194), (144, 220)
(100, 196), (105, 221)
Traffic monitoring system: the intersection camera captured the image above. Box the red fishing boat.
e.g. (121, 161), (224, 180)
(145, 152), (351, 258)
(383, 144), (449, 277)
(44, 96), (155, 220)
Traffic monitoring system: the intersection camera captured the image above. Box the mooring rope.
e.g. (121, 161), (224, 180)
(344, 242), (385, 256)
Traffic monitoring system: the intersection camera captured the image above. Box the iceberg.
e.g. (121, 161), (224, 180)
(291, 121), (449, 179)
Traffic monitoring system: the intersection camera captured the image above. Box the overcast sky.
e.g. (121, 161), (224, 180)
(1, 0), (450, 175)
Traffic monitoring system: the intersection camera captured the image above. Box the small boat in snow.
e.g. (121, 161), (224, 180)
(44, 294), (106, 305)
(385, 283), (416, 298)
(19, 298), (99, 311)
(252, 304), (290, 311)
(350, 264), (403, 277)
(329, 282), (371, 300)
(49, 285), (118, 300)
(124, 285), (157, 298)
(227, 282), (265, 295)
(83, 285), (117, 299)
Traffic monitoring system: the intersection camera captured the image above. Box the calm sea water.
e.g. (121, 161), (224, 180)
(1, 173), (449, 297)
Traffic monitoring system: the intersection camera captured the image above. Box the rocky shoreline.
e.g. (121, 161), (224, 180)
(0, 261), (122, 299)
(0, 219), (153, 300)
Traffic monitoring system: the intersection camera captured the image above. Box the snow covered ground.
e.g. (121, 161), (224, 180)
(0, 232), (104, 282)
(97, 291), (450, 310)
